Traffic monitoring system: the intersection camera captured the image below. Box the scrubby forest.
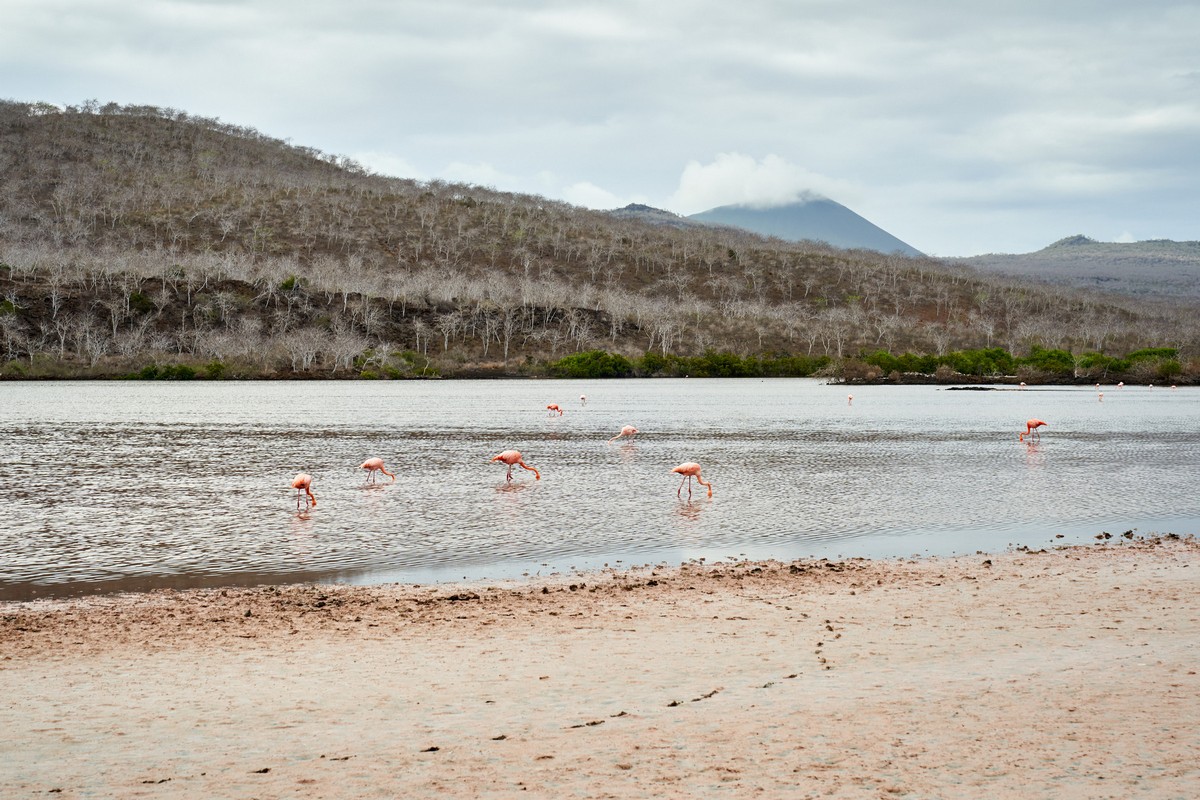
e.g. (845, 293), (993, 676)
(1, 100), (1197, 383)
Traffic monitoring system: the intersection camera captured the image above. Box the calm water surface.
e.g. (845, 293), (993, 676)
(2, 379), (1198, 600)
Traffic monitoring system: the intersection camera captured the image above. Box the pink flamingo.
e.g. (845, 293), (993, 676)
(609, 425), (639, 442)
(491, 450), (540, 481)
(1019, 419), (1047, 442)
(546, 403), (564, 416)
(847, 394), (853, 406)
(360, 457), (395, 484)
(672, 462), (712, 498)
(1117, 381), (1124, 388)
(1019, 382), (1026, 390)
(580, 394), (587, 406)
(292, 473), (316, 510)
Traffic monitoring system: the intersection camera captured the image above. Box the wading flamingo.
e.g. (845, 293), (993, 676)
(292, 473), (316, 510)
(672, 462), (712, 498)
(580, 394), (587, 406)
(1117, 381), (1124, 388)
(491, 450), (540, 481)
(609, 425), (638, 442)
(847, 394), (854, 406)
(547, 403), (564, 416)
(360, 457), (395, 484)
(1019, 419), (1047, 442)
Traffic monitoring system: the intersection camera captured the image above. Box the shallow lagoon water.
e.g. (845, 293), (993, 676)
(2, 379), (1197, 600)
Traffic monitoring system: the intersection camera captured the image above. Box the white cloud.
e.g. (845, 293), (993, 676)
(666, 153), (859, 215)
(441, 161), (516, 188)
(352, 152), (425, 181)
(560, 181), (628, 210)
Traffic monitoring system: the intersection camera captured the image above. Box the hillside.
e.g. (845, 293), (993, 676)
(0, 100), (1196, 380)
(687, 198), (924, 257)
(951, 236), (1200, 299)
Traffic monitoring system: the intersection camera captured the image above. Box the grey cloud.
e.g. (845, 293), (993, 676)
(1, 0), (1197, 254)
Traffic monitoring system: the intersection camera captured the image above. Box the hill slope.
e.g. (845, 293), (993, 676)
(688, 198), (924, 257)
(0, 100), (1194, 379)
(950, 236), (1200, 299)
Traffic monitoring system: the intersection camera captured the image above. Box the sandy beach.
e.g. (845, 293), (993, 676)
(2, 536), (1198, 799)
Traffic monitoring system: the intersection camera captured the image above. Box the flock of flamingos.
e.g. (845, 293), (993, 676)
(287, 393), (712, 512)
(284, 386), (1098, 512)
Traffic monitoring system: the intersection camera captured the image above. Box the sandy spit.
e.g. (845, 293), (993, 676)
(2, 537), (1198, 799)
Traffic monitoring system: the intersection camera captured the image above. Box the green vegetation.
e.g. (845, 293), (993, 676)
(125, 364), (197, 380)
(548, 350), (830, 378)
(549, 350), (634, 378)
(856, 345), (1194, 384)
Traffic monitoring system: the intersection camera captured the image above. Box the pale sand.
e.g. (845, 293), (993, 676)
(2, 537), (1198, 799)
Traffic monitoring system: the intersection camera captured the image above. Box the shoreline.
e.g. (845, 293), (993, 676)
(3, 537), (1198, 797)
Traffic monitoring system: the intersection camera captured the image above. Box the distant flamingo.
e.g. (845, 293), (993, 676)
(672, 462), (712, 498)
(292, 473), (316, 510)
(1098, 392), (1104, 403)
(847, 394), (854, 406)
(1019, 419), (1047, 442)
(360, 457), (395, 484)
(1019, 382), (1026, 390)
(491, 450), (540, 481)
(609, 425), (639, 442)
(580, 394), (587, 406)
(547, 403), (564, 416)
(1117, 381), (1124, 388)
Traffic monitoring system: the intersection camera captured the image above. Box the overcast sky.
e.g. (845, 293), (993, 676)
(3, 1), (1198, 256)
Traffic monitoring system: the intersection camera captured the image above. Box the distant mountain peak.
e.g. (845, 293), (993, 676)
(1046, 234), (1098, 248)
(686, 198), (923, 257)
(605, 203), (700, 229)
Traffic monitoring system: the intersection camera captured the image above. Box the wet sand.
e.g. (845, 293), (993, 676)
(2, 537), (1198, 799)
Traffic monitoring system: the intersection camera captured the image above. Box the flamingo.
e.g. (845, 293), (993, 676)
(360, 457), (395, 484)
(292, 473), (316, 510)
(847, 394), (854, 406)
(547, 403), (564, 416)
(672, 462), (712, 498)
(491, 450), (540, 481)
(1117, 381), (1124, 388)
(580, 394), (587, 406)
(608, 425), (639, 442)
(1098, 392), (1104, 403)
(1019, 382), (1026, 390)
(1019, 419), (1047, 442)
